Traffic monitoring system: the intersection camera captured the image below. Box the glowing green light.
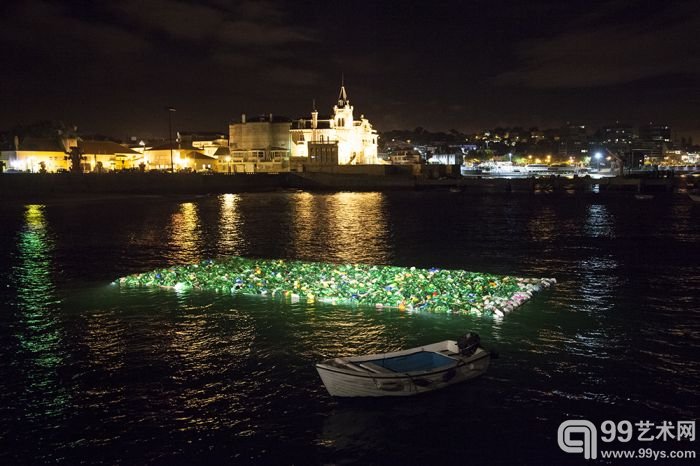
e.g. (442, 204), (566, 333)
(118, 257), (555, 317)
(13, 204), (69, 414)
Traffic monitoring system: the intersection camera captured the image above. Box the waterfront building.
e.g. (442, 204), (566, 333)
(601, 123), (635, 146)
(632, 123), (671, 165)
(1, 135), (70, 172)
(78, 140), (140, 172)
(144, 142), (216, 172)
(639, 123), (671, 144)
(388, 150), (422, 165)
(558, 123), (589, 158)
(211, 146), (231, 173)
(594, 122), (635, 167)
(428, 152), (462, 165)
(228, 114), (291, 173)
(178, 131), (228, 157)
(186, 151), (219, 172)
(1, 131), (145, 173)
(290, 84), (378, 165)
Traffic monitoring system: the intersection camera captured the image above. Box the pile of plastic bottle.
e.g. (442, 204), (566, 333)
(116, 256), (555, 317)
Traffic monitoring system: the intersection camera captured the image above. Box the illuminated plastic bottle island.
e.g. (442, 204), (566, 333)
(116, 257), (555, 317)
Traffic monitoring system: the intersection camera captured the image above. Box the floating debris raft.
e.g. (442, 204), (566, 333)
(116, 257), (555, 317)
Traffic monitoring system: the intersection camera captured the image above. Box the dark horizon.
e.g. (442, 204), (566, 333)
(2, 0), (699, 140)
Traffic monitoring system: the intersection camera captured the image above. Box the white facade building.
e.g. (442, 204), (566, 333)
(228, 114), (291, 172)
(290, 85), (378, 165)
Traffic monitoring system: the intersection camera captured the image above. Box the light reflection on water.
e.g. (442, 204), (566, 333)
(576, 255), (620, 311)
(527, 205), (557, 242)
(166, 307), (256, 429)
(0, 192), (698, 464)
(290, 192), (393, 264)
(325, 192), (392, 264)
(217, 194), (245, 256)
(11, 205), (69, 419)
(168, 202), (202, 264)
(584, 203), (615, 238)
(665, 204), (697, 242)
(290, 192), (316, 260)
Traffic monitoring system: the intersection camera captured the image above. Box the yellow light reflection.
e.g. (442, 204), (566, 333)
(327, 192), (392, 263)
(82, 312), (125, 372)
(291, 192), (315, 255)
(217, 194), (245, 256)
(166, 310), (256, 427)
(168, 202), (203, 263)
(291, 192), (392, 263)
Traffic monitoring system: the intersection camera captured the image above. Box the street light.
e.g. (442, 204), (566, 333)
(167, 107), (176, 172)
(595, 152), (603, 171)
(139, 140), (146, 170)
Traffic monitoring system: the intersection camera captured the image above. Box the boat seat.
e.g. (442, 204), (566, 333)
(336, 358), (368, 372)
(358, 362), (396, 374)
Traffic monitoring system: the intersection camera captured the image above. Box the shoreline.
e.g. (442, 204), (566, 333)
(0, 172), (690, 202)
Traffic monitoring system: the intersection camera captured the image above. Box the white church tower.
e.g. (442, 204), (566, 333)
(334, 83), (352, 130)
(290, 81), (378, 165)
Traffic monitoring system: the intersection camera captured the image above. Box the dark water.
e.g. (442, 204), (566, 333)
(0, 191), (698, 465)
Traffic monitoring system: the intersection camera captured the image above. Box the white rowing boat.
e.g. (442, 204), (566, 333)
(315, 333), (491, 397)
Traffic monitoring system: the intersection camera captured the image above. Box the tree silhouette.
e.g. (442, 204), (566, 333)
(67, 147), (85, 173)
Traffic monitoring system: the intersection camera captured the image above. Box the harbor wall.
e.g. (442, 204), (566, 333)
(0, 173), (284, 198)
(0, 171), (688, 200)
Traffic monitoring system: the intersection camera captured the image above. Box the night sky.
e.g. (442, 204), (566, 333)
(2, 0), (699, 139)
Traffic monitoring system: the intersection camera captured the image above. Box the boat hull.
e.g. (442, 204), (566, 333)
(316, 343), (490, 397)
